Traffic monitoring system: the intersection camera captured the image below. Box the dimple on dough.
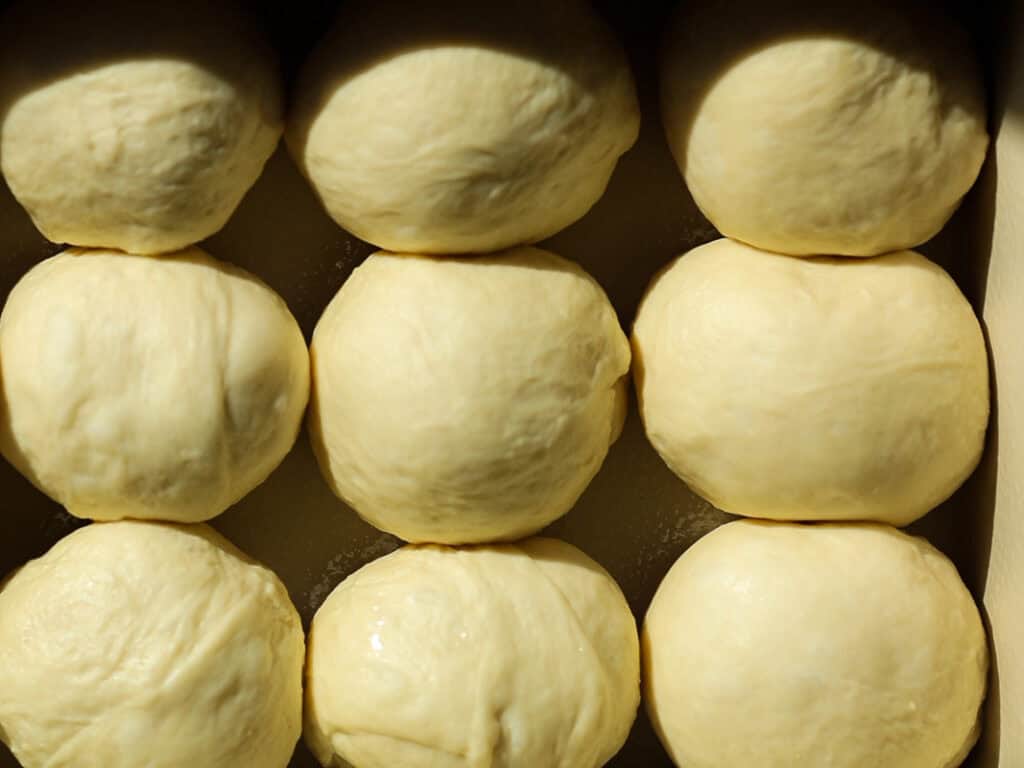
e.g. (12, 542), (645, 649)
(643, 519), (988, 768)
(660, 0), (988, 256)
(632, 238), (989, 526)
(0, 0), (282, 254)
(0, 520), (305, 768)
(0, 247), (309, 523)
(305, 537), (640, 768)
(287, 0), (639, 254)
(309, 247), (630, 544)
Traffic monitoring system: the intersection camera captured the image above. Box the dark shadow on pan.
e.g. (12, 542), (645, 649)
(958, 0), (1018, 763)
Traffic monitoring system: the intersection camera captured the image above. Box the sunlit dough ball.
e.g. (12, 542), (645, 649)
(305, 537), (640, 768)
(0, 521), (305, 768)
(287, 0), (639, 254)
(632, 239), (988, 525)
(309, 247), (630, 544)
(644, 519), (988, 768)
(0, 0), (282, 254)
(661, 0), (988, 256)
(0, 247), (309, 522)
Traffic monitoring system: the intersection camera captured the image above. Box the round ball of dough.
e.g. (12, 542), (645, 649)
(0, 0), (282, 254)
(643, 520), (988, 768)
(0, 521), (305, 768)
(0, 247), (309, 523)
(661, 0), (988, 256)
(305, 537), (640, 768)
(309, 247), (630, 544)
(287, 0), (639, 254)
(633, 239), (989, 525)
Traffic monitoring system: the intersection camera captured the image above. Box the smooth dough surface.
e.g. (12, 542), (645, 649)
(0, 521), (305, 768)
(0, 0), (282, 254)
(0, 247), (309, 522)
(305, 537), (640, 768)
(643, 520), (988, 768)
(661, 0), (988, 256)
(287, 0), (639, 254)
(632, 238), (989, 525)
(309, 247), (630, 544)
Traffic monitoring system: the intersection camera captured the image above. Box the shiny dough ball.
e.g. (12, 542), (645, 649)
(305, 537), (640, 768)
(0, 0), (282, 254)
(0, 247), (309, 523)
(643, 519), (988, 768)
(287, 0), (639, 254)
(309, 247), (630, 544)
(632, 239), (988, 525)
(0, 521), (305, 768)
(661, 0), (988, 256)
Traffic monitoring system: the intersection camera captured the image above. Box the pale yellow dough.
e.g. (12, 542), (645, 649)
(0, 248), (309, 522)
(644, 520), (988, 768)
(661, 0), (988, 256)
(309, 247), (630, 544)
(287, 0), (639, 254)
(632, 239), (988, 525)
(305, 537), (640, 768)
(0, 0), (282, 254)
(0, 521), (305, 768)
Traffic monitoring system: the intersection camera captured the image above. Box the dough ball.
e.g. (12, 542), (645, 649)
(632, 239), (988, 525)
(309, 247), (630, 544)
(287, 0), (639, 254)
(661, 0), (988, 256)
(643, 519), (988, 768)
(305, 537), (639, 768)
(0, 0), (282, 254)
(0, 247), (309, 522)
(0, 521), (305, 768)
